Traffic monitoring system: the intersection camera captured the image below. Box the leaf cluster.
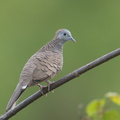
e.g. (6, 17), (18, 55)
(78, 92), (120, 120)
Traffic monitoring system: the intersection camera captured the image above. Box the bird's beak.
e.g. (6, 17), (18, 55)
(69, 37), (76, 42)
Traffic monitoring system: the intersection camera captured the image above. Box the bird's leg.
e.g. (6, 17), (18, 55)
(45, 80), (54, 91)
(37, 84), (46, 94)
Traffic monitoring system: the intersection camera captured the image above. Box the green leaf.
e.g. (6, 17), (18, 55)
(106, 92), (120, 105)
(86, 99), (105, 117)
(101, 110), (120, 120)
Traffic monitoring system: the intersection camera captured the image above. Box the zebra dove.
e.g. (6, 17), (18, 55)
(6, 29), (76, 112)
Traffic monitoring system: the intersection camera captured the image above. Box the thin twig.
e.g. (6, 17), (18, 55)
(0, 48), (120, 120)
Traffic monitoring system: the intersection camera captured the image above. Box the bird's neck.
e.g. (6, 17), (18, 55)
(52, 39), (64, 51)
(41, 39), (64, 53)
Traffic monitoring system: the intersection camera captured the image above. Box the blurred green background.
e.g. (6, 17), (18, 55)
(0, 0), (120, 120)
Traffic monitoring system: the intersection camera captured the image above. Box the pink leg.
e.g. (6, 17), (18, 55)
(37, 84), (46, 94)
(45, 80), (54, 91)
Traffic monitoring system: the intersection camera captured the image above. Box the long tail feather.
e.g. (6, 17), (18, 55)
(6, 83), (27, 112)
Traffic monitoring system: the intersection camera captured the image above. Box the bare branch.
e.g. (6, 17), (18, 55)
(0, 48), (120, 120)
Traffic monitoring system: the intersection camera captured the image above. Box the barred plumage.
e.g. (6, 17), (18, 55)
(6, 29), (75, 112)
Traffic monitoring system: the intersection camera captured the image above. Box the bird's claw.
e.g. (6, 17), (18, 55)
(37, 84), (46, 94)
(46, 81), (54, 91)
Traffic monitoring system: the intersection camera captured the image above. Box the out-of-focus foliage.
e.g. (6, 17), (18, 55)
(78, 92), (120, 120)
(106, 92), (120, 105)
(86, 99), (105, 117)
(0, 0), (120, 120)
(101, 110), (120, 120)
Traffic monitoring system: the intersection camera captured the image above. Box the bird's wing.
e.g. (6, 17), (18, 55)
(32, 51), (62, 83)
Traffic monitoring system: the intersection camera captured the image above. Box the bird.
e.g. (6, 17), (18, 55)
(6, 29), (76, 112)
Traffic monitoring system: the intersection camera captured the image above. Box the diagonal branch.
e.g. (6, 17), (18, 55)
(0, 48), (120, 120)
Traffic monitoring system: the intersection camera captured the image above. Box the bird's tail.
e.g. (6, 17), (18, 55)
(6, 83), (26, 112)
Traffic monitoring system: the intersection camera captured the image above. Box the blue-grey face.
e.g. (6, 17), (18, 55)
(55, 29), (76, 42)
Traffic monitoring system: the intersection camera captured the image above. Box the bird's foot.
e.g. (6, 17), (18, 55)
(45, 80), (54, 92)
(37, 84), (46, 94)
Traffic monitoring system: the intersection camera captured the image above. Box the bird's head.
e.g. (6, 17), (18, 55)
(54, 29), (76, 43)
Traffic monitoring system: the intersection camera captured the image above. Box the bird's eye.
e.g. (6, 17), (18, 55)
(63, 33), (66, 36)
